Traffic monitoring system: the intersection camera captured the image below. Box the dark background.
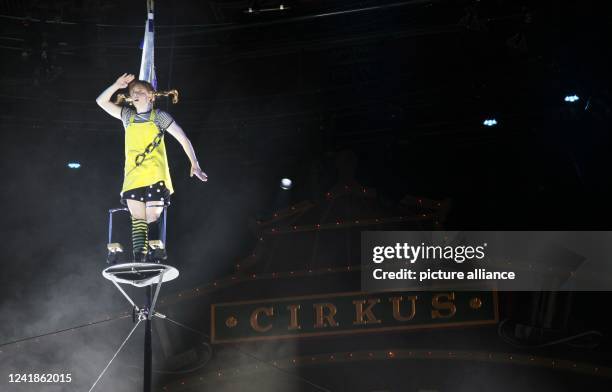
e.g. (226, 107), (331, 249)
(1, 0), (612, 391)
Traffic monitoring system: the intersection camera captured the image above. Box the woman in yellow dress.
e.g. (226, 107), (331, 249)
(96, 73), (207, 262)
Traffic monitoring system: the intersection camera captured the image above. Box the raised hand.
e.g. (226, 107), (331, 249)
(190, 165), (208, 182)
(114, 73), (135, 89)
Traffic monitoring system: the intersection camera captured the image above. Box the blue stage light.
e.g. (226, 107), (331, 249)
(564, 94), (579, 103)
(483, 119), (498, 127)
(67, 162), (81, 169)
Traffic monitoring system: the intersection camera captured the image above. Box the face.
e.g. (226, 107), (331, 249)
(130, 84), (154, 105)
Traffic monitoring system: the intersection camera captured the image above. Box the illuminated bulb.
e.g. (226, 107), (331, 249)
(67, 162), (81, 169)
(280, 178), (292, 190)
(483, 118), (498, 127)
(564, 94), (579, 103)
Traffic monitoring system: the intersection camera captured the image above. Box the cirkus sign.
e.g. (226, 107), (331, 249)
(211, 291), (498, 343)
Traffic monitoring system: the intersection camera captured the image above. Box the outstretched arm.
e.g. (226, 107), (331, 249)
(96, 73), (134, 119)
(166, 121), (208, 182)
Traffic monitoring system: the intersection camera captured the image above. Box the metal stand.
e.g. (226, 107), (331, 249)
(106, 202), (169, 265)
(108, 205), (168, 246)
(94, 202), (177, 391)
(92, 264), (175, 392)
(144, 286), (152, 392)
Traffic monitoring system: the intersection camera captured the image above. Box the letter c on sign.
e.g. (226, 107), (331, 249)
(250, 306), (274, 332)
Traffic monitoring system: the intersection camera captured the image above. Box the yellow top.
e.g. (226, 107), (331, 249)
(121, 110), (174, 194)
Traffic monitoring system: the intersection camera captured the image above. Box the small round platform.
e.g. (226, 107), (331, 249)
(102, 263), (179, 287)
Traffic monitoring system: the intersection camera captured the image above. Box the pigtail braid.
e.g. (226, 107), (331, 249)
(114, 93), (132, 105)
(154, 89), (179, 104)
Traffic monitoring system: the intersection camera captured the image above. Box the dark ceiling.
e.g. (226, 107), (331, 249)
(2, 1), (611, 226)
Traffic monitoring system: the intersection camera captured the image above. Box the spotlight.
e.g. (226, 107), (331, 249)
(483, 118), (498, 127)
(564, 94), (579, 103)
(280, 178), (292, 190)
(67, 162), (81, 169)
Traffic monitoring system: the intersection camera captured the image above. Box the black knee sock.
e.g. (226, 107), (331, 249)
(131, 217), (148, 255)
(148, 220), (161, 243)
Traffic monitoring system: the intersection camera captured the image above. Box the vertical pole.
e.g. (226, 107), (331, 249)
(108, 209), (114, 244)
(143, 285), (152, 392)
(143, 3), (155, 384)
(161, 206), (168, 245)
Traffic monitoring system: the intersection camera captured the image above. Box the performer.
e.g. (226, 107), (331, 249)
(96, 73), (207, 262)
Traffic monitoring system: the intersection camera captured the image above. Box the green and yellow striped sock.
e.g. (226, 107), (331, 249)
(131, 217), (148, 256)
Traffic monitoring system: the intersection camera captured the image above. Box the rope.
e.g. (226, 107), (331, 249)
(88, 319), (142, 392)
(0, 314), (130, 349)
(4, 0), (438, 56)
(0, 13), (233, 28)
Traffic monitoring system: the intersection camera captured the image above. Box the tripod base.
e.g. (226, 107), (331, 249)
(102, 262), (179, 287)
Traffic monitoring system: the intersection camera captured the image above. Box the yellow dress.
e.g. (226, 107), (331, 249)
(121, 110), (174, 195)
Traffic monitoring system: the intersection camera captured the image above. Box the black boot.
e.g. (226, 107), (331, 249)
(133, 251), (148, 263)
(107, 252), (120, 265)
(107, 243), (124, 264)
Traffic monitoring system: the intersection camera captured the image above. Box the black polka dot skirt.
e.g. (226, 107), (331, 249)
(120, 181), (171, 206)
